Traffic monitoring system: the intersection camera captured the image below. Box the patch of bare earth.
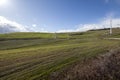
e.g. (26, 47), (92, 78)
(49, 49), (120, 80)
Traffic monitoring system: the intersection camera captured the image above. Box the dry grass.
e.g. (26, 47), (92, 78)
(49, 48), (120, 80)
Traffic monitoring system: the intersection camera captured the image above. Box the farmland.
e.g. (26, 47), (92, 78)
(0, 28), (120, 80)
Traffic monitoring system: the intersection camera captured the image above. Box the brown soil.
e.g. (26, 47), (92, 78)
(49, 49), (120, 80)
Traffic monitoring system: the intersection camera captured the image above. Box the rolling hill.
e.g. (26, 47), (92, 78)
(0, 28), (120, 80)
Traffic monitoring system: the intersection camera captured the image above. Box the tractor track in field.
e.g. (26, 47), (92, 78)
(0, 47), (82, 79)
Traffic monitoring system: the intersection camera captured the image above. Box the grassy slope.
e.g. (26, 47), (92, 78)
(0, 28), (120, 80)
(0, 32), (69, 40)
(51, 48), (120, 80)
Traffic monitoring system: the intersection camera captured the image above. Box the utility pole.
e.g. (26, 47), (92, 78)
(110, 19), (112, 35)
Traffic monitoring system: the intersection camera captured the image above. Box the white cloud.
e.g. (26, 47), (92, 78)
(1, 16), (120, 33)
(77, 18), (120, 31)
(57, 29), (75, 33)
(0, 16), (49, 33)
(57, 18), (120, 33)
(30, 24), (48, 32)
(32, 27), (48, 32)
(39, 28), (48, 32)
(32, 24), (37, 27)
(0, 16), (28, 33)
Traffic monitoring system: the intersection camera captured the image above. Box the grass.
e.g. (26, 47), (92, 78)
(0, 28), (120, 80)
(51, 48), (120, 80)
(0, 32), (69, 40)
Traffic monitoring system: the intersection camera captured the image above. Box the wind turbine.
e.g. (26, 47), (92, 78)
(54, 32), (57, 39)
(110, 19), (112, 35)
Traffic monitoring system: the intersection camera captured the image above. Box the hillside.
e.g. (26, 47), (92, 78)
(0, 28), (120, 80)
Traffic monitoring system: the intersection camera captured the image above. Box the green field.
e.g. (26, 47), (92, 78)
(0, 28), (120, 80)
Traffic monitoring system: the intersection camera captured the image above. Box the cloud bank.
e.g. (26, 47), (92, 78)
(0, 16), (120, 33)
(58, 18), (120, 33)
(0, 16), (28, 33)
(0, 16), (49, 33)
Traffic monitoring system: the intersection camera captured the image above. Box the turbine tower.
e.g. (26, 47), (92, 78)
(110, 19), (112, 35)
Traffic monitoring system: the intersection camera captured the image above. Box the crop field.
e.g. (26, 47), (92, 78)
(0, 28), (120, 80)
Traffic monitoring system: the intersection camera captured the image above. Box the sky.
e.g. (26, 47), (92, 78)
(0, 0), (120, 33)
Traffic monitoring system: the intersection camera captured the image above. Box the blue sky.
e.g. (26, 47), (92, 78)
(0, 0), (120, 33)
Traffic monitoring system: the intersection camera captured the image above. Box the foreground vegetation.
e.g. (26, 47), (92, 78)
(0, 28), (120, 80)
(50, 48), (120, 80)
